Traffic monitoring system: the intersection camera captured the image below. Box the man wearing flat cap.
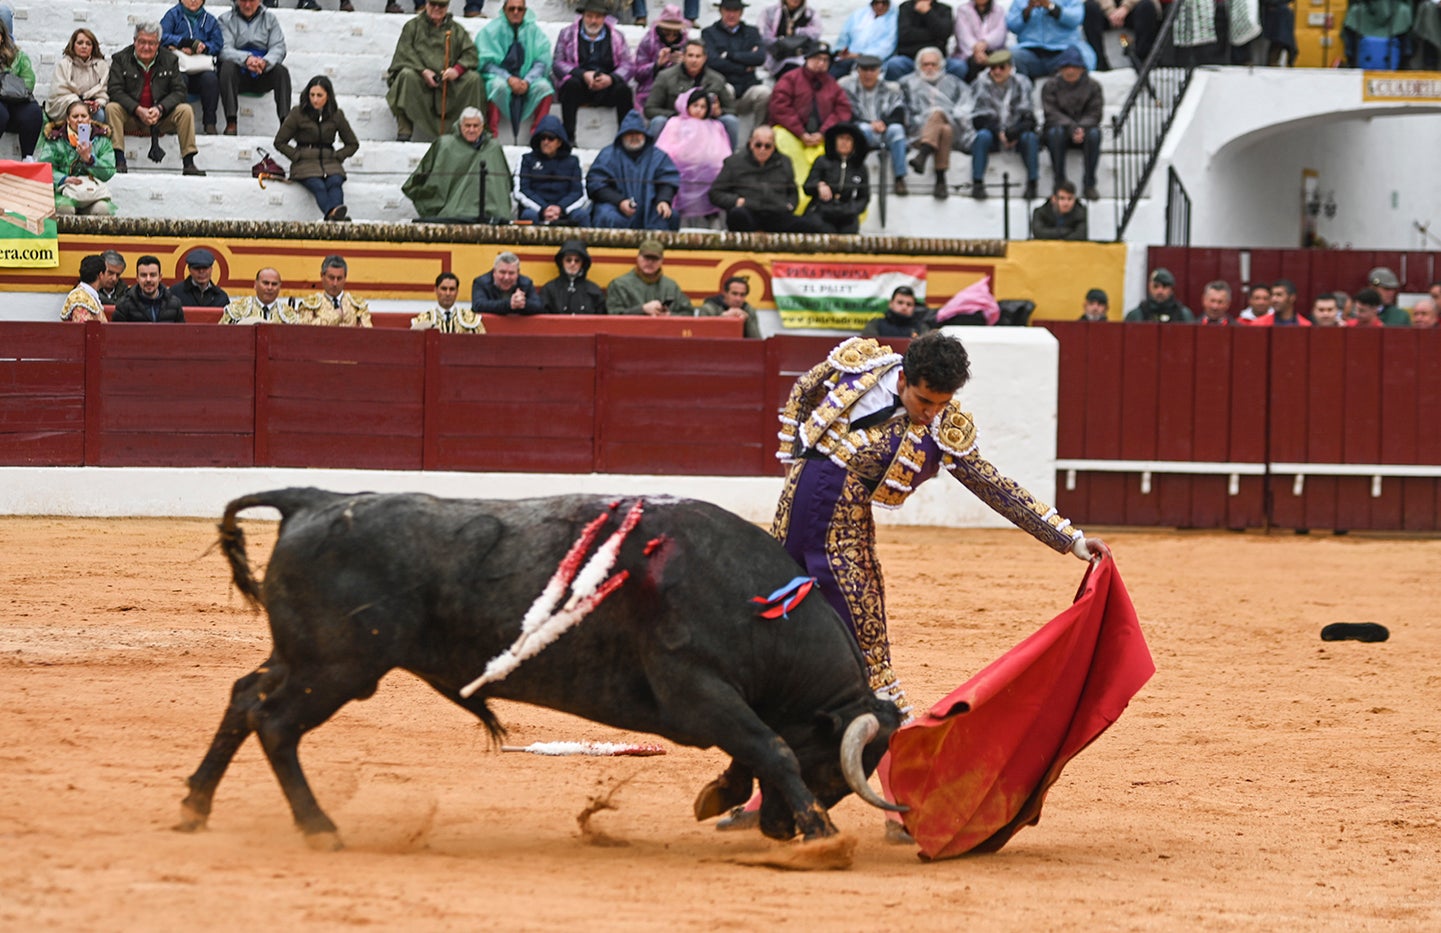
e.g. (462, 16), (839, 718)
(703, 0), (773, 120)
(1080, 287), (1108, 321)
(386, 0), (483, 141)
(171, 248), (231, 308)
(1124, 267), (1194, 323)
(552, 0), (636, 141)
(1365, 266), (1412, 326)
(768, 38), (853, 211)
(606, 239), (696, 316)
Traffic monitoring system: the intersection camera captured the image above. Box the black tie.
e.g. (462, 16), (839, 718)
(332, 295), (341, 309)
(851, 394), (903, 431)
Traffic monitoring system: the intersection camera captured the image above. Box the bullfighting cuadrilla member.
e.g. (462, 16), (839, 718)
(771, 333), (1107, 718)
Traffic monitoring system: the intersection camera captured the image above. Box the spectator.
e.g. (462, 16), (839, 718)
(1079, 286), (1108, 320)
(274, 75), (359, 223)
(61, 254), (109, 324)
(552, 0), (635, 142)
(219, 267), (303, 324)
(1041, 45), (1101, 200)
(1195, 280), (1236, 325)
(861, 285), (927, 336)
(38, 101), (118, 216)
(302, 254), (372, 326)
(1124, 267), (1194, 322)
(699, 274), (760, 337)
(1239, 282), (1271, 321)
(1250, 278), (1310, 326)
(471, 251), (544, 315)
(161, 0), (222, 136)
(634, 4), (689, 109)
(114, 255), (186, 323)
(1366, 266), (1411, 326)
(702, 0), (771, 120)
(950, 0), (1008, 81)
(607, 239), (695, 315)
(386, 0), (482, 142)
(645, 39), (739, 147)
(218, 0), (291, 135)
(888, 0), (956, 80)
(1410, 297), (1437, 329)
(540, 239), (607, 314)
(586, 110), (680, 230)
(105, 22), (206, 175)
(171, 248), (231, 307)
(515, 114), (591, 226)
(97, 251), (127, 304)
(709, 125), (824, 232)
(1006, 0), (1095, 78)
(1431, 281), (1441, 307)
(1331, 289), (1353, 321)
(833, 0), (899, 78)
(802, 123), (871, 234)
(1083, 0), (1160, 71)
(0, 20), (43, 162)
(412, 271), (487, 332)
(900, 46), (969, 199)
(654, 88), (730, 225)
(1030, 180), (1087, 239)
(403, 106), (513, 222)
(1347, 288), (1384, 328)
(839, 54), (909, 194)
(968, 50), (1039, 200)
(1310, 292), (1342, 327)
(475, 0), (554, 144)
(46, 29), (109, 123)
(769, 40), (853, 210)
(760, 0), (822, 78)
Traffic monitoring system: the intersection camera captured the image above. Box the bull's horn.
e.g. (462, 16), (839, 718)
(840, 714), (907, 813)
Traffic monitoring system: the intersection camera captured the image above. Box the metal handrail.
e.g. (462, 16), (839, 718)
(1165, 166), (1191, 246)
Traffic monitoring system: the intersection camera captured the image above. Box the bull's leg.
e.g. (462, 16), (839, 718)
(694, 758), (755, 821)
(176, 659), (286, 833)
(248, 662), (381, 850)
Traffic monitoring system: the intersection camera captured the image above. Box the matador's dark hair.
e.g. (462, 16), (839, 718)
(902, 332), (971, 394)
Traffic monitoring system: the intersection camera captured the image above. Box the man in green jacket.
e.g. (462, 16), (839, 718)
(606, 239), (695, 316)
(403, 107), (513, 222)
(387, 0), (483, 141)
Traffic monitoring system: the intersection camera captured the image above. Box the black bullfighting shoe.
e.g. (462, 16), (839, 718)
(1320, 622), (1389, 642)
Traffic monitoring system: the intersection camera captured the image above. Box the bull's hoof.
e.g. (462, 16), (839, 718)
(173, 802), (208, 833)
(795, 802), (838, 842)
(883, 820), (915, 845)
(694, 777), (752, 821)
(304, 830), (344, 852)
(715, 805), (760, 832)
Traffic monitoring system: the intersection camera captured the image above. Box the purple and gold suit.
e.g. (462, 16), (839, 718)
(771, 337), (1085, 718)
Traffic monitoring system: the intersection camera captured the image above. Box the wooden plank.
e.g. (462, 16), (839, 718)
(265, 327), (425, 364)
(93, 432), (253, 467)
(1189, 327), (1232, 527)
(435, 334), (596, 368)
(263, 432), (423, 470)
(1303, 328), (1346, 531)
(262, 359), (425, 402)
(99, 396), (254, 433)
(1227, 328), (1270, 529)
(1119, 325), (1160, 525)
(99, 359), (255, 397)
(1400, 478), (1438, 533)
(0, 323), (87, 360)
(433, 436), (595, 474)
(0, 360), (86, 395)
(601, 337), (765, 375)
(601, 372), (763, 407)
(1081, 324), (1124, 460)
(0, 433), (84, 465)
(601, 404), (766, 441)
(0, 396), (85, 431)
(266, 397), (424, 436)
(1155, 325), (1194, 525)
(477, 315), (741, 338)
(99, 322), (254, 359)
(599, 443), (765, 476)
(431, 400), (593, 438)
(1267, 328), (1308, 529)
(1051, 322), (1087, 459)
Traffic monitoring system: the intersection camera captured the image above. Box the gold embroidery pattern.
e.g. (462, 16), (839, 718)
(775, 338), (902, 464)
(870, 425), (928, 509)
(411, 306), (486, 333)
(298, 292), (373, 328)
(949, 449), (1081, 554)
(769, 461), (802, 541)
(933, 403), (978, 457)
(219, 296), (309, 325)
(827, 336), (903, 374)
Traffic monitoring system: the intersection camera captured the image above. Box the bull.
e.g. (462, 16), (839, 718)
(178, 488), (904, 849)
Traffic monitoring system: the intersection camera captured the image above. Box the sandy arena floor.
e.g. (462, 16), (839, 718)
(2, 514), (1439, 931)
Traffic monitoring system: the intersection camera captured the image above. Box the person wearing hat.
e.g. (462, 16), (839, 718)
(473, 0), (556, 144)
(768, 38), (853, 212)
(516, 114), (591, 227)
(540, 239), (607, 315)
(586, 109), (680, 230)
(1004, 0), (1094, 79)
(606, 239), (695, 316)
(703, 0), (772, 118)
(802, 122), (871, 233)
(899, 45), (970, 199)
(1124, 267), (1194, 323)
(633, 4), (690, 110)
(113, 255), (187, 323)
(1030, 179), (1087, 240)
(1080, 286), (1108, 321)
(709, 125), (826, 233)
(839, 53), (909, 194)
(887, 0), (956, 80)
(552, 0), (636, 142)
(1040, 44), (1101, 201)
(385, 0), (483, 141)
(759, 0), (822, 79)
(171, 248), (231, 308)
(1365, 267), (1412, 326)
(833, 0), (899, 79)
(967, 49), (1041, 200)
(644, 39), (740, 147)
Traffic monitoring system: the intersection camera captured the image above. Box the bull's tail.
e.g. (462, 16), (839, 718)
(219, 487), (349, 609)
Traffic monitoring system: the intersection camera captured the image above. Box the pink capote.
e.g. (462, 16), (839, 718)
(653, 88), (729, 218)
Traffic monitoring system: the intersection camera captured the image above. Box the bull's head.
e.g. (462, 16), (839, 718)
(794, 695), (906, 812)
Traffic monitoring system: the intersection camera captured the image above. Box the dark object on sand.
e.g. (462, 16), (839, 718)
(1320, 622), (1389, 643)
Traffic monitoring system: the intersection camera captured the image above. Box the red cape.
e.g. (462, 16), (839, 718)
(883, 555), (1153, 860)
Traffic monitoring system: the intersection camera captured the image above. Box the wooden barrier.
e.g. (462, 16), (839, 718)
(0, 323), (85, 465)
(124, 307), (744, 337)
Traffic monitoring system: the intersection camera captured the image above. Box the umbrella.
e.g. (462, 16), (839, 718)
(883, 554), (1154, 861)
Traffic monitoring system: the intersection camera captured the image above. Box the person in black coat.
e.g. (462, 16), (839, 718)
(802, 122), (870, 234)
(860, 285), (927, 336)
(168, 248), (231, 308)
(112, 254), (186, 322)
(540, 239), (607, 314)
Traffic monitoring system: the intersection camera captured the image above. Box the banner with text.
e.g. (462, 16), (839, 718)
(772, 261), (927, 330)
(0, 160), (58, 268)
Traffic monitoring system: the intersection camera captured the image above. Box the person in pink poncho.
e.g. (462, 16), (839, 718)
(653, 87), (728, 223)
(633, 4), (689, 109)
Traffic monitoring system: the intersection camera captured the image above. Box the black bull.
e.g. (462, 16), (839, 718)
(178, 488), (904, 848)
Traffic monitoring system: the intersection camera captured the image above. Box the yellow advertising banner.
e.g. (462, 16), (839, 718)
(0, 160), (60, 268)
(1361, 71), (1441, 101)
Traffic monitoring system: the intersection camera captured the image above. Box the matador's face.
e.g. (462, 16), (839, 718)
(896, 372), (953, 426)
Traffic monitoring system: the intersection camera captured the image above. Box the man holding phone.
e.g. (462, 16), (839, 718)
(605, 239), (694, 316)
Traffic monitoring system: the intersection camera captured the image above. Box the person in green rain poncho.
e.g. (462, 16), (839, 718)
(402, 106), (514, 223)
(474, 0), (555, 145)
